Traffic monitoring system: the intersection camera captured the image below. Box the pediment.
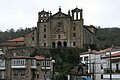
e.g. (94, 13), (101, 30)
(51, 12), (70, 18)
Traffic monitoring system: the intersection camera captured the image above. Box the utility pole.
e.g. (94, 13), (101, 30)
(110, 51), (112, 80)
(44, 57), (46, 80)
(92, 62), (95, 80)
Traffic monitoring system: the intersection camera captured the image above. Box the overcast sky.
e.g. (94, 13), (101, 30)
(0, 0), (120, 31)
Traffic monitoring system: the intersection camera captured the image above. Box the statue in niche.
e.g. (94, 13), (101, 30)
(54, 21), (64, 34)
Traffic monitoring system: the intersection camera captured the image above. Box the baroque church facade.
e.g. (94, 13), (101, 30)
(25, 7), (99, 49)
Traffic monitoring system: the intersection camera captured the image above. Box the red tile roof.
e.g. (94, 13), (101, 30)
(96, 46), (120, 54)
(96, 47), (113, 54)
(11, 56), (50, 60)
(34, 56), (45, 60)
(102, 52), (120, 58)
(0, 37), (24, 46)
(0, 42), (24, 46)
(8, 37), (24, 42)
(11, 56), (33, 59)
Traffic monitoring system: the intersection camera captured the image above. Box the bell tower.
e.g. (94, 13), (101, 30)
(38, 9), (50, 23)
(72, 8), (83, 21)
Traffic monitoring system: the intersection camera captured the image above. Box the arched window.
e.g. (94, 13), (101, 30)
(57, 41), (62, 47)
(52, 42), (55, 47)
(58, 35), (61, 39)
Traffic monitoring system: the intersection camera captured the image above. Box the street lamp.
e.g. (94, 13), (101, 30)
(51, 60), (55, 80)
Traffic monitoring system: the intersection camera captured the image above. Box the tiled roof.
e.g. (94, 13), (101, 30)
(96, 46), (120, 54)
(11, 56), (33, 59)
(34, 56), (45, 60)
(0, 42), (24, 46)
(11, 56), (50, 60)
(8, 37), (24, 42)
(0, 37), (24, 46)
(96, 47), (113, 54)
(103, 52), (120, 58)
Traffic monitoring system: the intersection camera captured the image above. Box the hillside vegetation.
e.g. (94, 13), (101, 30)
(0, 27), (120, 48)
(96, 27), (120, 48)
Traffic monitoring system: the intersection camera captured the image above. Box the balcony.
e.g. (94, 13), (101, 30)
(104, 68), (120, 74)
(41, 66), (51, 70)
(11, 65), (26, 69)
(0, 66), (5, 70)
(31, 65), (37, 69)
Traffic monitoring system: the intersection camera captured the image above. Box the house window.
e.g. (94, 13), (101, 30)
(14, 70), (18, 77)
(73, 42), (76, 46)
(37, 63), (40, 66)
(80, 57), (83, 61)
(42, 61), (45, 67)
(0, 59), (5, 67)
(42, 61), (50, 67)
(31, 60), (36, 66)
(12, 59), (25, 66)
(84, 56), (88, 61)
(46, 61), (50, 67)
(101, 65), (103, 69)
(1, 71), (5, 79)
(101, 74), (103, 79)
(37, 74), (39, 78)
(32, 36), (34, 41)
(20, 70), (25, 77)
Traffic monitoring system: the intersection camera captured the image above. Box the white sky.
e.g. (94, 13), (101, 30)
(0, 0), (120, 31)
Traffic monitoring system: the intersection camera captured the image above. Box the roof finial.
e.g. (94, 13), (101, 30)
(59, 6), (61, 12)
(76, 6), (78, 8)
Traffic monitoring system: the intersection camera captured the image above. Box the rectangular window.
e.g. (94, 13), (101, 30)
(46, 61), (50, 67)
(73, 33), (76, 37)
(12, 59), (25, 66)
(84, 56), (88, 61)
(44, 28), (46, 32)
(73, 27), (75, 31)
(0, 71), (5, 79)
(20, 70), (25, 77)
(32, 37), (34, 41)
(14, 70), (18, 77)
(31, 60), (36, 66)
(0, 59), (5, 67)
(42, 61), (50, 67)
(44, 34), (46, 38)
(80, 57), (83, 61)
(101, 74), (103, 79)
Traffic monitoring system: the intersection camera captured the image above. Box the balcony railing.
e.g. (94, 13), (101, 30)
(41, 66), (51, 69)
(104, 68), (120, 74)
(0, 66), (5, 70)
(11, 65), (26, 68)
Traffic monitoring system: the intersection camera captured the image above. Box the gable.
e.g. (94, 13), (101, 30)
(51, 12), (70, 18)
